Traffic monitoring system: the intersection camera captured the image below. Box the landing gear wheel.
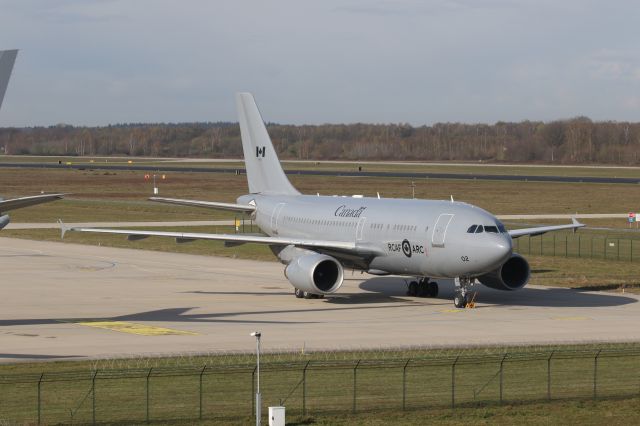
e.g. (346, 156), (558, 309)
(303, 291), (313, 299)
(453, 292), (467, 309)
(294, 289), (304, 298)
(428, 282), (439, 298)
(417, 281), (428, 297)
(407, 281), (419, 297)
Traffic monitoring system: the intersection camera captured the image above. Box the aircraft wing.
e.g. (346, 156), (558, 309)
(0, 193), (65, 213)
(59, 222), (385, 258)
(508, 218), (585, 239)
(148, 197), (256, 213)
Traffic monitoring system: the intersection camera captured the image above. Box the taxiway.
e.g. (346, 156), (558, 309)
(1, 237), (638, 363)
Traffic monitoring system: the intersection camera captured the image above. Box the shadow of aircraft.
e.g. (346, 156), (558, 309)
(359, 277), (637, 308)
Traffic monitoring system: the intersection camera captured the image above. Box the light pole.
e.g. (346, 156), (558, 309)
(251, 331), (262, 426)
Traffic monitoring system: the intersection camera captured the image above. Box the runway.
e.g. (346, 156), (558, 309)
(2, 162), (640, 184)
(1, 237), (639, 363)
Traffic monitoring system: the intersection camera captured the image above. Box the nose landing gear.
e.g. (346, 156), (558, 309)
(407, 278), (439, 298)
(453, 276), (476, 308)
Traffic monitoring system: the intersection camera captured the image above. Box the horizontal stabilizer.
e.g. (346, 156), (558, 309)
(149, 197), (256, 213)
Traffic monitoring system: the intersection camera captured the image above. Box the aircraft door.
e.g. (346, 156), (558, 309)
(431, 213), (454, 248)
(271, 203), (285, 235)
(356, 217), (366, 241)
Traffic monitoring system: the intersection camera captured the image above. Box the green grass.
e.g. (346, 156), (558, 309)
(1, 344), (640, 424)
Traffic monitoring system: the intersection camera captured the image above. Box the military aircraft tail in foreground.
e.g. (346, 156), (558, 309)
(63, 93), (583, 307)
(0, 49), (64, 229)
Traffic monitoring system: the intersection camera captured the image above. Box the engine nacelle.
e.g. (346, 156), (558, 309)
(284, 253), (344, 294)
(477, 253), (530, 291)
(0, 215), (10, 230)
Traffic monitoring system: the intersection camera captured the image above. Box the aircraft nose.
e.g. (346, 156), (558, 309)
(493, 235), (513, 263)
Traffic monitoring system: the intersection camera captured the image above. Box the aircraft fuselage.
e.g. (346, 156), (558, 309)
(239, 193), (512, 279)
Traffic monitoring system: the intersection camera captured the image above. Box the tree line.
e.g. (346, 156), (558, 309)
(1, 117), (639, 164)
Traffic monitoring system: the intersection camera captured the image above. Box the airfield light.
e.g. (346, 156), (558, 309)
(251, 331), (262, 426)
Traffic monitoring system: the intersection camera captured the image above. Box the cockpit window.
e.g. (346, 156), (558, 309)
(485, 225), (499, 233)
(467, 225), (477, 233)
(497, 221), (507, 233)
(475, 225), (484, 233)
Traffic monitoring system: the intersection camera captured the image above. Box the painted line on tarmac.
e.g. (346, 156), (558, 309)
(75, 321), (199, 336)
(551, 316), (591, 321)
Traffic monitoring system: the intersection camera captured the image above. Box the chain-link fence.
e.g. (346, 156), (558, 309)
(1, 348), (639, 424)
(514, 233), (640, 261)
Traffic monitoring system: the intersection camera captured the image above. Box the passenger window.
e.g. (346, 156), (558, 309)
(485, 226), (498, 233)
(467, 225), (477, 233)
(475, 225), (484, 233)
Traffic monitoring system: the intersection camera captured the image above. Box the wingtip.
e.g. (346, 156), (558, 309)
(58, 219), (68, 239)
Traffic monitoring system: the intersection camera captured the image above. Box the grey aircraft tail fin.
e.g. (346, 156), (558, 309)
(236, 92), (299, 195)
(0, 49), (18, 111)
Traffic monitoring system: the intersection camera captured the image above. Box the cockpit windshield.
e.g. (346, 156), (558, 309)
(467, 222), (507, 234)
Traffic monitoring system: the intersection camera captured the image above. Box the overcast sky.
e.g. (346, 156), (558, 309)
(0, 0), (639, 127)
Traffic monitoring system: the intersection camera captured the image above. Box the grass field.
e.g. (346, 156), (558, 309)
(1, 344), (639, 425)
(3, 167), (640, 221)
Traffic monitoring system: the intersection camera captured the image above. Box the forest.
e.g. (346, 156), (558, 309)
(1, 117), (639, 165)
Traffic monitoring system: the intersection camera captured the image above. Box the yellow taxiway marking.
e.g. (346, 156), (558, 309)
(440, 309), (465, 313)
(76, 321), (199, 336)
(552, 316), (591, 321)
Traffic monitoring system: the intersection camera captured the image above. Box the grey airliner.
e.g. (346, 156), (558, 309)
(62, 93), (583, 308)
(0, 49), (63, 229)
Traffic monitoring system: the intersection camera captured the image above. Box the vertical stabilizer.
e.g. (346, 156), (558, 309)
(236, 93), (299, 195)
(0, 50), (18, 110)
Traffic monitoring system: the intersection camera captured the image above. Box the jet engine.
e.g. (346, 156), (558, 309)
(477, 253), (530, 291)
(0, 214), (9, 230)
(284, 253), (344, 294)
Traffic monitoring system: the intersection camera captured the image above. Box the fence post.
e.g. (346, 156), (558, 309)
(303, 360), (310, 416)
(251, 366), (256, 416)
(92, 370), (98, 425)
(199, 365), (207, 420)
(540, 234), (543, 255)
(146, 368), (152, 423)
(547, 352), (554, 401)
(594, 350), (601, 399)
(500, 354), (507, 404)
(402, 359), (410, 411)
(451, 356), (459, 409)
(353, 360), (360, 413)
(37, 373), (44, 425)
(578, 235), (581, 257)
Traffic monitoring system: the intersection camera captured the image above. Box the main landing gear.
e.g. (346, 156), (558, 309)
(453, 276), (475, 309)
(406, 278), (439, 298)
(294, 289), (324, 299)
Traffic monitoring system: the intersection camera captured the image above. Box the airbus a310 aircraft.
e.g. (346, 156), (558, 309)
(62, 93), (583, 308)
(0, 49), (64, 230)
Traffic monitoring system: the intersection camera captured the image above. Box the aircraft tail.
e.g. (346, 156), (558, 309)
(0, 50), (18, 111)
(236, 92), (299, 195)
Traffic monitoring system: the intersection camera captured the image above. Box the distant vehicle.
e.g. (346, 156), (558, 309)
(63, 93), (583, 308)
(0, 49), (64, 229)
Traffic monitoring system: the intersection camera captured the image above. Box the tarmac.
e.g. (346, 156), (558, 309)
(1, 237), (639, 363)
